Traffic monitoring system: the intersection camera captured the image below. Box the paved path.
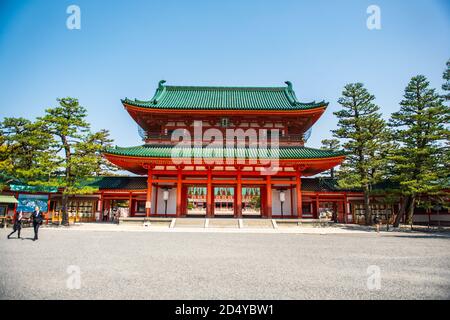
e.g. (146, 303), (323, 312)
(13, 222), (441, 235)
(1, 227), (449, 299)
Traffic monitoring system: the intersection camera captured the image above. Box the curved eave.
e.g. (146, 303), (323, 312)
(103, 152), (345, 176)
(121, 100), (328, 115)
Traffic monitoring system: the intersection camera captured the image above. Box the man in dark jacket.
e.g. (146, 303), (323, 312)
(30, 206), (43, 241)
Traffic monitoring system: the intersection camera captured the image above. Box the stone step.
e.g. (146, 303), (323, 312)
(174, 218), (205, 228)
(208, 219), (239, 228)
(119, 217), (172, 227)
(275, 219), (335, 228)
(242, 219), (274, 229)
(119, 217), (277, 229)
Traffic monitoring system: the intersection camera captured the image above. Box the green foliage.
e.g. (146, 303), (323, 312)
(333, 83), (391, 223)
(37, 98), (117, 193)
(320, 139), (341, 179)
(443, 59), (450, 101)
(320, 139), (340, 151)
(0, 97), (117, 225)
(250, 195), (261, 209)
(333, 83), (390, 188)
(389, 75), (449, 202)
(0, 117), (56, 184)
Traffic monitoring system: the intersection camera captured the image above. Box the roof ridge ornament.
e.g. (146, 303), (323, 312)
(158, 80), (166, 89)
(285, 81), (293, 90)
(284, 81), (297, 105)
(151, 80), (167, 104)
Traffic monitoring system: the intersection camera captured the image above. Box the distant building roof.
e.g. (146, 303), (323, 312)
(0, 195), (18, 204)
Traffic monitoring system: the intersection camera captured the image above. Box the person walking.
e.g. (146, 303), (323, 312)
(7, 211), (23, 239)
(30, 206), (43, 241)
(373, 215), (381, 233)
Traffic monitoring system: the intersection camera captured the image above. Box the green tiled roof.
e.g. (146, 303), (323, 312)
(105, 145), (345, 160)
(122, 80), (328, 111)
(82, 176), (148, 190)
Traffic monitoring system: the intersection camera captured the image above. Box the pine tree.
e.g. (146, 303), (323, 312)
(442, 59), (450, 196)
(333, 83), (389, 225)
(0, 117), (56, 185)
(320, 139), (341, 179)
(389, 75), (449, 226)
(443, 59), (450, 101)
(38, 98), (116, 225)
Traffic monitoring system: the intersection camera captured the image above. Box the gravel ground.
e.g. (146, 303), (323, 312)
(0, 227), (449, 300)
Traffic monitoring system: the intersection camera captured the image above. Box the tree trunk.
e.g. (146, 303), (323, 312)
(385, 206), (390, 231)
(364, 188), (371, 225)
(406, 194), (416, 226)
(394, 196), (405, 227)
(61, 194), (69, 226)
(61, 135), (71, 227)
(393, 199), (404, 228)
(393, 195), (412, 227)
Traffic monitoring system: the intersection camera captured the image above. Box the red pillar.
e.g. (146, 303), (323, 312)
(260, 187), (266, 218)
(266, 175), (272, 219)
(296, 171), (302, 218)
(235, 169), (242, 218)
(290, 186), (294, 217)
(315, 193), (320, 219)
(206, 167), (213, 217)
(13, 192), (18, 224)
(99, 192), (104, 220)
(146, 168), (153, 218)
(154, 184), (159, 216)
(344, 193), (348, 224)
(128, 192), (133, 217)
(182, 185), (189, 216)
(176, 169), (182, 217)
(233, 186), (237, 217)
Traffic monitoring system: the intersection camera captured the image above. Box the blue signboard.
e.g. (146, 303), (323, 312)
(17, 194), (49, 213)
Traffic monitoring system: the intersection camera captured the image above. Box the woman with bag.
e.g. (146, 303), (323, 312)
(7, 211), (23, 239)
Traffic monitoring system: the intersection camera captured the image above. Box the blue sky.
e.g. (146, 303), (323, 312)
(0, 0), (449, 149)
